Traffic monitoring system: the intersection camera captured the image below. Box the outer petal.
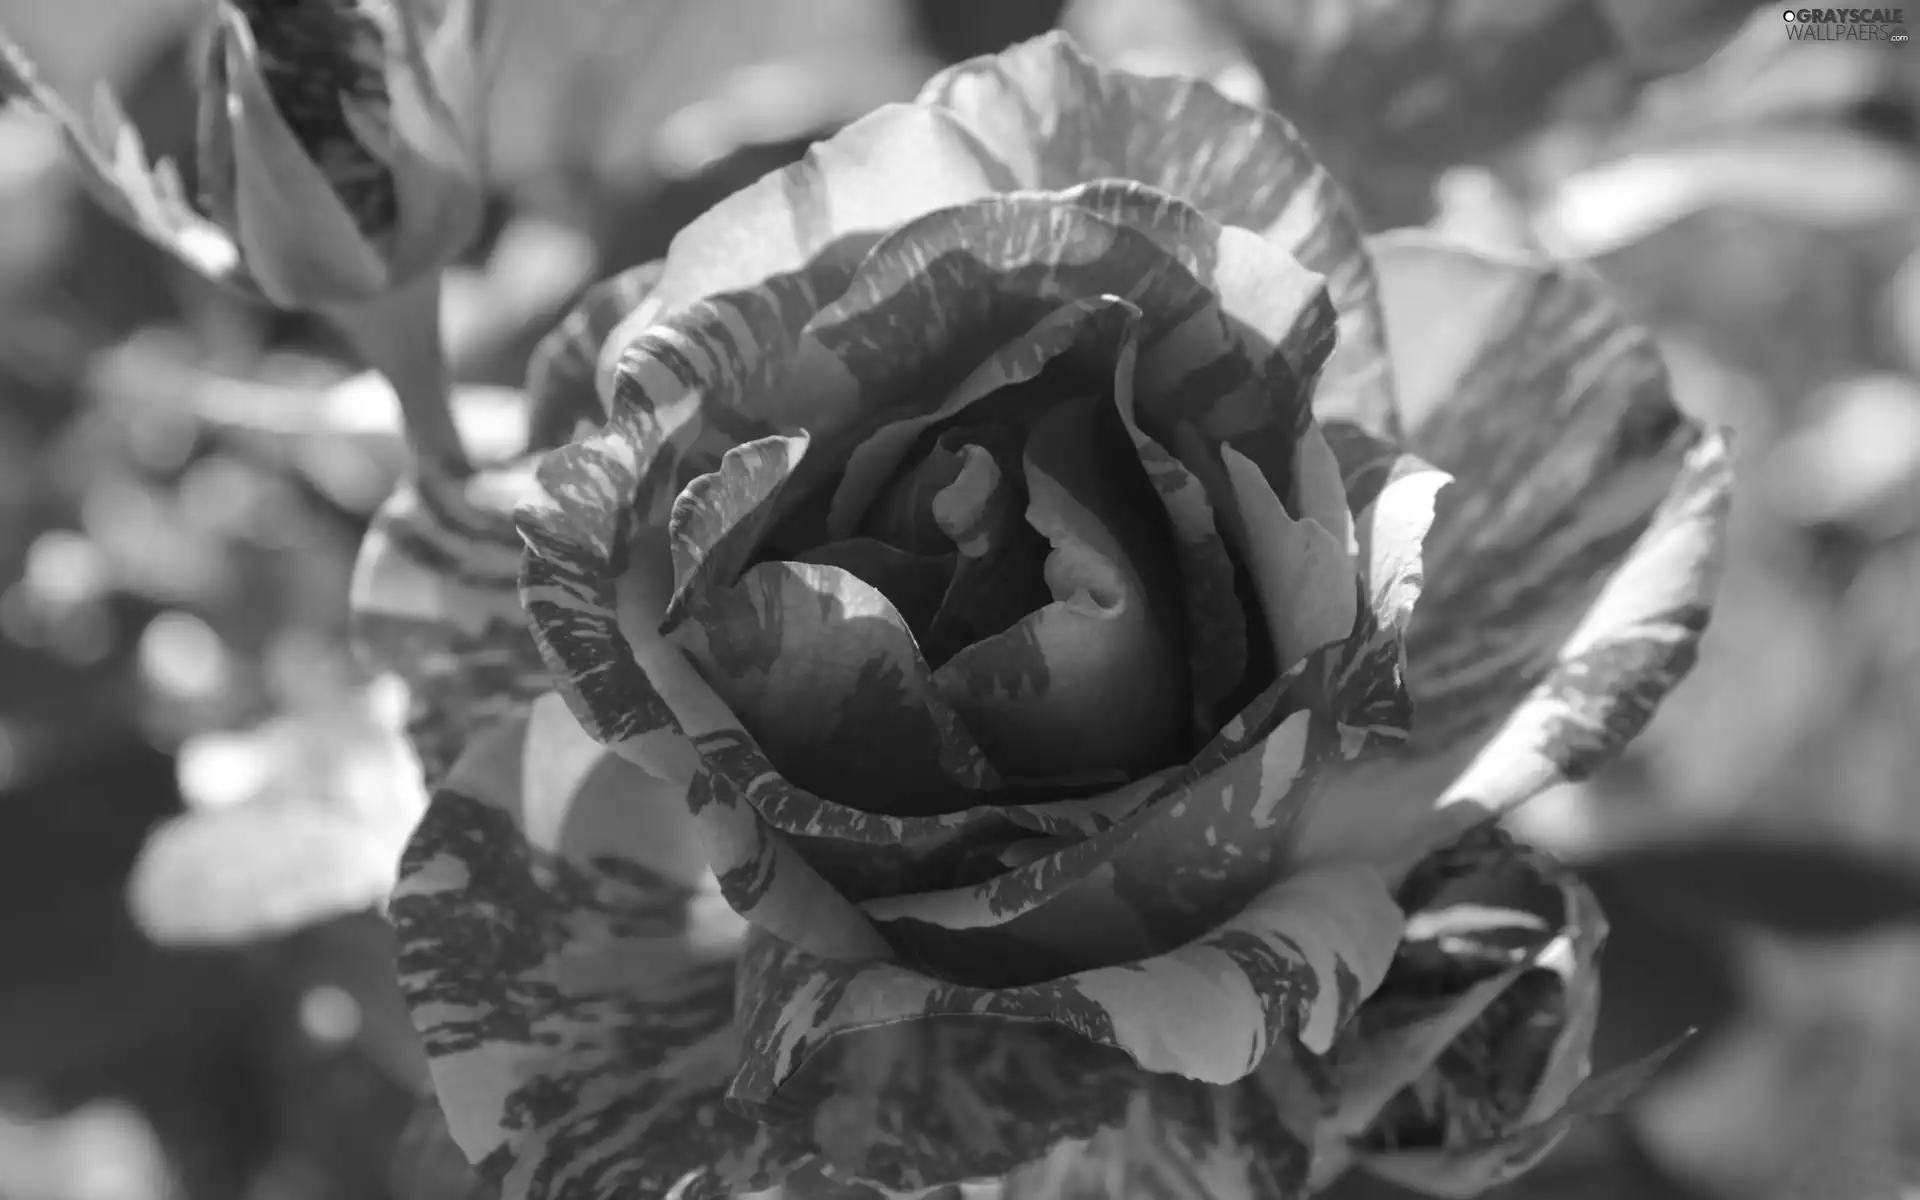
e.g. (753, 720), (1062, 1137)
(350, 462), (548, 785)
(593, 101), (1018, 389)
(1293, 235), (1734, 874)
(394, 693), (815, 1199)
(735, 862), (1401, 1117)
(523, 260), (664, 448)
(920, 32), (1395, 438)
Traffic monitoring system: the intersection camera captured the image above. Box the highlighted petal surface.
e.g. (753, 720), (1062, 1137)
(1294, 235), (1733, 872)
(921, 33), (1394, 438)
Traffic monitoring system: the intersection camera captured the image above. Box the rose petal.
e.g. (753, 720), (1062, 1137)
(1291, 237), (1734, 873)
(826, 294), (1148, 541)
(523, 260), (663, 448)
(594, 101), (1016, 392)
(1308, 423), (1453, 744)
(672, 559), (998, 813)
(914, 442), (1056, 668)
(1112, 430), (1250, 741)
(735, 862), (1402, 1126)
(792, 537), (955, 634)
(393, 694), (815, 1198)
(662, 432), (812, 631)
(1221, 443), (1358, 674)
(921, 33), (1395, 438)
(861, 666), (1379, 979)
(512, 227), (1244, 912)
(1057, 182), (1334, 548)
(350, 466), (548, 785)
(931, 395), (1187, 781)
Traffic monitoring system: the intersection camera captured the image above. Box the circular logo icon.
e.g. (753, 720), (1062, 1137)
(1891, 24), (1910, 40)
(1782, 8), (1796, 18)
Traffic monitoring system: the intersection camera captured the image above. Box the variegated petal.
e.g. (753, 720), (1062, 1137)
(931, 394), (1187, 782)
(735, 861), (1401, 1131)
(1293, 236), (1734, 873)
(673, 558), (998, 812)
(863, 627), (1413, 979)
(920, 33), (1395, 438)
(596, 101), (1017, 387)
(523, 260), (663, 448)
(393, 693), (814, 1199)
(350, 462), (548, 786)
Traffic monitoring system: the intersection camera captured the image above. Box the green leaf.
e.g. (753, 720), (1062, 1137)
(1291, 236), (1734, 876)
(921, 32), (1395, 439)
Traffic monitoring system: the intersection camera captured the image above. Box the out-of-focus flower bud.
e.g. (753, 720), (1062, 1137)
(3, 0), (498, 481)
(193, 0), (488, 307)
(1, 0), (490, 308)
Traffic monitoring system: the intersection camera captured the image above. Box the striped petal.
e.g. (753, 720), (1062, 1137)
(672, 559), (999, 813)
(921, 32), (1395, 439)
(1292, 236), (1734, 873)
(517, 185), (1340, 920)
(735, 862), (1401, 1123)
(864, 629), (1403, 983)
(595, 101), (1016, 378)
(523, 261), (663, 449)
(1322, 827), (1654, 1196)
(392, 693), (816, 1199)
(931, 395), (1187, 782)
(350, 462), (549, 786)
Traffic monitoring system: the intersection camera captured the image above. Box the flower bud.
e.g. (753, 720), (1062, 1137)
(196, 0), (489, 307)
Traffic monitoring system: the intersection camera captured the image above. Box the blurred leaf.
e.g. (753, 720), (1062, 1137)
(1065, 0), (1680, 225)
(1764, 373), (1920, 533)
(480, 0), (937, 194)
(1535, 130), (1920, 258)
(1635, 933), (1920, 1198)
(0, 1098), (177, 1200)
(126, 682), (425, 945)
(1584, 834), (1920, 939)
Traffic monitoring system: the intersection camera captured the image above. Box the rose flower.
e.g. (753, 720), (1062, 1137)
(351, 34), (1733, 1200)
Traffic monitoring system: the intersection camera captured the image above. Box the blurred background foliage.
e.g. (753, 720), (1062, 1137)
(0, 0), (1917, 1197)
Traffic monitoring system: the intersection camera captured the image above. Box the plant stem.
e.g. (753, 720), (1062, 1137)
(326, 272), (472, 486)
